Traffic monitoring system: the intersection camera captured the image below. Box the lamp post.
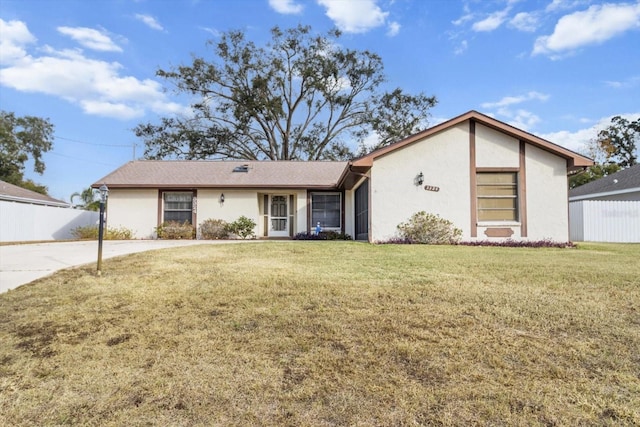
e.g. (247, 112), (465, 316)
(97, 184), (109, 276)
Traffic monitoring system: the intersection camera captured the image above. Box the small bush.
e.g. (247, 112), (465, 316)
(226, 216), (256, 239)
(155, 221), (195, 239)
(71, 225), (98, 240)
(71, 225), (133, 240)
(293, 231), (352, 240)
(396, 211), (462, 245)
(106, 226), (134, 240)
(199, 218), (230, 240)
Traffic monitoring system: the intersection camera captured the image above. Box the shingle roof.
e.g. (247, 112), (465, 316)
(92, 160), (349, 189)
(0, 180), (69, 207)
(569, 164), (640, 200)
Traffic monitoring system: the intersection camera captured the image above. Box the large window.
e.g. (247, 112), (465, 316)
(311, 193), (341, 229)
(164, 192), (193, 223)
(477, 172), (518, 222)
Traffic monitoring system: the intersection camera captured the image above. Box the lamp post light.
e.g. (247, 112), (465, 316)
(97, 184), (109, 276)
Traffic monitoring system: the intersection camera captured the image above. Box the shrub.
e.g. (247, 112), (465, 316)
(396, 211), (462, 245)
(155, 221), (195, 239)
(226, 216), (256, 239)
(106, 226), (134, 240)
(71, 225), (133, 240)
(293, 231), (352, 240)
(199, 218), (230, 240)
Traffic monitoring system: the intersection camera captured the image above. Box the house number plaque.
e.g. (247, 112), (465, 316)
(423, 185), (440, 192)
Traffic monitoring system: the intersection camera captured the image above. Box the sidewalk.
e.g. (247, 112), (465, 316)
(0, 240), (230, 293)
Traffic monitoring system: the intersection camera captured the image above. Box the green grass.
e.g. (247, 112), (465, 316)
(1, 242), (639, 426)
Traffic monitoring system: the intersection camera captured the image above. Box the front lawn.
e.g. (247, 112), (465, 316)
(1, 242), (638, 426)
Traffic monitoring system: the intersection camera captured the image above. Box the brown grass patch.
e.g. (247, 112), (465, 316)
(0, 242), (639, 426)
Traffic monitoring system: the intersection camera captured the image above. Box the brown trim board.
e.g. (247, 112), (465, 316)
(469, 120), (477, 238)
(519, 140), (528, 237)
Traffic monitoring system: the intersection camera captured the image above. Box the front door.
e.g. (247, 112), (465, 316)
(269, 195), (289, 237)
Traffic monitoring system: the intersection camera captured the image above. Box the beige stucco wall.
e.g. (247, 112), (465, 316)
(369, 121), (571, 242)
(197, 189), (310, 237)
(475, 124), (519, 168)
(197, 189), (259, 234)
(108, 188), (311, 239)
(370, 122), (471, 242)
(525, 145), (570, 241)
(106, 189), (158, 239)
(474, 123), (523, 239)
(343, 188), (355, 238)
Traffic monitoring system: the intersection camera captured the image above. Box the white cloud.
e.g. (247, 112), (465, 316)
(605, 75), (640, 89)
(507, 109), (541, 131)
(509, 12), (539, 32)
(0, 20), (187, 120)
(199, 26), (221, 37)
(57, 26), (122, 52)
(269, 0), (303, 14)
(481, 91), (550, 109)
(481, 91), (550, 131)
(0, 19), (37, 64)
(533, 3), (640, 56)
(134, 14), (164, 31)
(387, 21), (400, 37)
(540, 113), (640, 155)
(452, 5), (474, 26)
(454, 40), (468, 55)
(472, 9), (509, 32)
(545, 0), (587, 12)
(317, 0), (388, 33)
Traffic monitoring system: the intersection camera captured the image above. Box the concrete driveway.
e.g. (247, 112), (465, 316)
(0, 240), (247, 293)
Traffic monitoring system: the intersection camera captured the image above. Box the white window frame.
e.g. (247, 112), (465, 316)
(163, 191), (194, 224)
(477, 172), (519, 223)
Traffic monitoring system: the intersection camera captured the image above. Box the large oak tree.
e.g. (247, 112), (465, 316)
(135, 25), (437, 161)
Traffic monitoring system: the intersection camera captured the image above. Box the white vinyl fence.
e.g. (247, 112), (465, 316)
(0, 201), (100, 242)
(569, 200), (640, 243)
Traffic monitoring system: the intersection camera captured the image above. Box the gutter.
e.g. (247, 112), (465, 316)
(569, 187), (640, 202)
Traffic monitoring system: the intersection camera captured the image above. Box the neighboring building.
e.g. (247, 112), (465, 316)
(569, 164), (640, 202)
(568, 165), (640, 243)
(0, 180), (69, 207)
(0, 180), (100, 242)
(93, 111), (593, 242)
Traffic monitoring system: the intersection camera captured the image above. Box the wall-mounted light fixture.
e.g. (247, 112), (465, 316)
(220, 193), (225, 204)
(415, 172), (424, 186)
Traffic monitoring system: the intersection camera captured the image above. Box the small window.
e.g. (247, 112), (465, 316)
(311, 193), (341, 229)
(477, 172), (518, 222)
(164, 192), (193, 224)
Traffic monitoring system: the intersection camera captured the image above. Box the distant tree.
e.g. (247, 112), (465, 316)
(0, 110), (54, 194)
(569, 163), (621, 189)
(570, 116), (639, 189)
(135, 25), (437, 161)
(593, 116), (639, 168)
(71, 187), (100, 211)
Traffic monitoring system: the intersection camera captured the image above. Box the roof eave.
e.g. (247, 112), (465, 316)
(569, 187), (640, 201)
(0, 195), (70, 207)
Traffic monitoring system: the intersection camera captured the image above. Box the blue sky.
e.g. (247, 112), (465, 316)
(1, 0), (639, 202)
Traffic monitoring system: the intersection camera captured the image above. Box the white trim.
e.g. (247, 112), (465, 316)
(268, 194), (289, 237)
(569, 186), (640, 202)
